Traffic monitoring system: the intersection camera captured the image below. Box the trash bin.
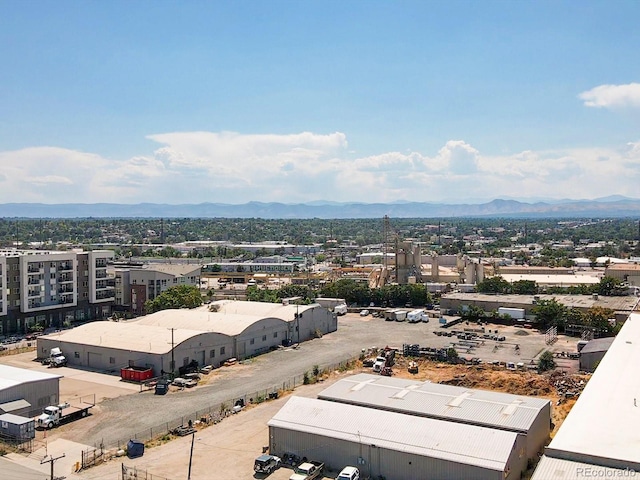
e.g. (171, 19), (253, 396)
(127, 439), (144, 459)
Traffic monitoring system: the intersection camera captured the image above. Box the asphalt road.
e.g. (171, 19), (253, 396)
(48, 314), (577, 449)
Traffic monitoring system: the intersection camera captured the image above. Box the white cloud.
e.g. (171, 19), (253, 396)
(1, 132), (639, 204)
(579, 83), (640, 108)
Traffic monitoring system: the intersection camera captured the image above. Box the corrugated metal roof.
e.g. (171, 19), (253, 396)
(580, 337), (615, 354)
(269, 396), (518, 472)
(0, 365), (61, 391)
(544, 312), (640, 469)
(442, 292), (638, 311)
(530, 455), (633, 480)
(39, 322), (205, 354)
(132, 309), (287, 336)
(0, 412), (33, 424)
(0, 399), (31, 413)
(318, 373), (549, 432)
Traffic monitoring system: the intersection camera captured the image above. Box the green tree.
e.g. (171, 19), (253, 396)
(477, 276), (512, 294)
(531, 298), (567, 330)
(511, 280), (537, 295)
(537, 350), (556, 372)
(145, 285), (203, 313)
(596, 276), (624, 296)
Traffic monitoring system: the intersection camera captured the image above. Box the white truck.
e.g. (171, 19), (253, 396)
(407, 309), (425, 323)
(333, 304), (348, 316)
(289, 461), (324, 480)
(36, 399), (95, 429)
(42, 347), (67, 367)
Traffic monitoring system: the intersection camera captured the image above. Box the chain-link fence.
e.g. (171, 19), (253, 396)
(122, 463), (172, 480)
(95, 357), (358, 452)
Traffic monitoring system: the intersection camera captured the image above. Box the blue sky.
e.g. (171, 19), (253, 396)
(1, 0), (640, 205)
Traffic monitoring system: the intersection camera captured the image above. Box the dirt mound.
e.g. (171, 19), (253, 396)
(514, 329), (530, 336)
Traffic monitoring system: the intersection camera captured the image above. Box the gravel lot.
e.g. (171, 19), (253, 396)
(1, 313), (580, 479)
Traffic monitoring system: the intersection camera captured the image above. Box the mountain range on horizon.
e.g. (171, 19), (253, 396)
(1, 197), (640, 219)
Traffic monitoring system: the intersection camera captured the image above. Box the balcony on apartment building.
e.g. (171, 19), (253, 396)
(58, 262), (73, 271)
(58, 285), (73, 293)
(27, 265), (44, 274)
(95, 259), (108, 268)
(96, 290), (115, 300)
(28, 277), (43, 285)
(27, 289), (43, 298)
(95, 270), (108, 279)
(58, 274), (73, 283)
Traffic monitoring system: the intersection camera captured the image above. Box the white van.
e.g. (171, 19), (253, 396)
(336, 466), (360, 480)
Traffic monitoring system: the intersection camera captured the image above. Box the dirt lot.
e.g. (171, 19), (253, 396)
(0, 314), (588, 479)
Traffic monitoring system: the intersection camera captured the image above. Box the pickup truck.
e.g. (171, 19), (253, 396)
(289, 461), (324, 480)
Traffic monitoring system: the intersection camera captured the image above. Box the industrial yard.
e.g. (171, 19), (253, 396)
(0, 312), (589, 479)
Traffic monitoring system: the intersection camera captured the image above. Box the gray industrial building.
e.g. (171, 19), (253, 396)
(0, 365), (61, 418)
(268, 396), (527, 480)
(578, 337), (614, 372)
(531, 312), (640, 479)
(36, 300), (337, 375)
(318, 373), (551, 460)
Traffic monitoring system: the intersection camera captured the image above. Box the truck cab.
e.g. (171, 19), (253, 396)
(48, 347), (67, 367)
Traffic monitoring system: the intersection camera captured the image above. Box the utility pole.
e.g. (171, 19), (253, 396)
(187, 432), (195, 479)
(41, 453), (65, 480)
(168, 328), (175, 375)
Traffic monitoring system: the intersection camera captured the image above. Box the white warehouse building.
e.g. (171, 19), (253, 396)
(36, 300), (337, 376)
(268, 396), (528, 480)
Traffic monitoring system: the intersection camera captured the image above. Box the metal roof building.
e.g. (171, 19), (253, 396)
(531, 312), (640, 479)
(578, 337), (615, 372)
(268, 396), (527, 480)
(318, 373), (551, 459)
(0, 365), (61, 418)
(36, 300), (337, 376)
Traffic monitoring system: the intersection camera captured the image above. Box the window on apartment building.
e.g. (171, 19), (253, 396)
(83, 292), (88, 298)
(273, 332), (278, 338)
(83, 281), (88, 287)
(220, 346), (225, 355)
(14, 300), (20, 307)
(50, 273), (56, 279)
(250, 339), (255, 345)
(210, 349), (215, 358)
(13, 276), (18, 282)
(74, 352), (80, 358)
(262, 335), (267, 342)
(12, 264), (18, 270)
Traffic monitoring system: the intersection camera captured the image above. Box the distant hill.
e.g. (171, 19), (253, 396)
(1, 198), (640, 219)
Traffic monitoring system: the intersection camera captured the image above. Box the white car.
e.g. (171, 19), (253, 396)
(337, 466), (360, 480)
(359, 309), (369, 316)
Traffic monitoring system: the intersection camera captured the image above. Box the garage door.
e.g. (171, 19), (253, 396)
(88, 352), (102, 368)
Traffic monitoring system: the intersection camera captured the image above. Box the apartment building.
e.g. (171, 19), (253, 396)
(0, 250), (115, 336)
(111, 263), (201, 314)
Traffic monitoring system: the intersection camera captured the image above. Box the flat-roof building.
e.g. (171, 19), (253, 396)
(268, 396), (527, 480)
(318, 373), (551, 459)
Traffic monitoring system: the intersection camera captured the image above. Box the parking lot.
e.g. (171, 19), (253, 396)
(1, 313), (581, 479)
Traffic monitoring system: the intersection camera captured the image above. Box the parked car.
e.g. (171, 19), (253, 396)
(336, 466), (360, 480)
(254, 454), (282, 474)
(359, 309), (369, 316)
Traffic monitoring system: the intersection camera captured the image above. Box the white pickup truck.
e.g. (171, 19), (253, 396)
(289, 461), (324, 480)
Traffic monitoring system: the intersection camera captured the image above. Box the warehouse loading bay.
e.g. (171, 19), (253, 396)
(1, 313), (582, 479)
